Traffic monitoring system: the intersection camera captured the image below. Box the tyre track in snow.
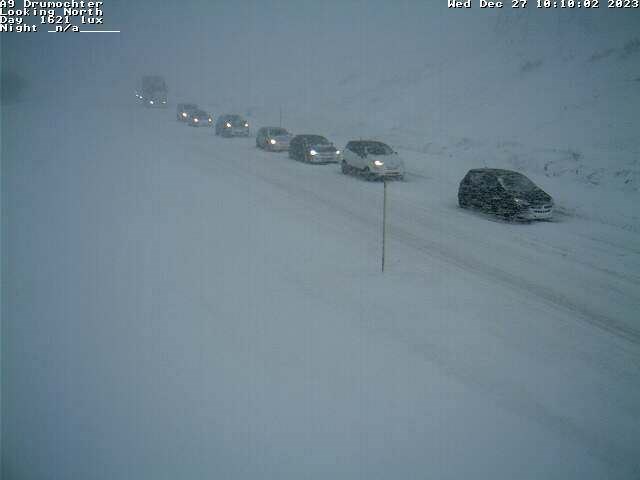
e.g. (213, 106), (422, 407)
(181, 130), (640, 347)
(382, 191), (640, 349)
(283, 267), (640, 474)
(171, 122), (640, 474)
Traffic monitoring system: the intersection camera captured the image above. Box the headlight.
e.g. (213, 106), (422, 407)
(149, 100), (154, 105)
(194, 118), (199, 122)
(270, 139), (277, 145)
(162, 101), (166, 104)
(208, 118), (212, 122)
(336, 150), (341, 155)
(309, 149), (317, 156)
(182, 112), (187, 117)
(226, 122), (231, 128)
(244, 122), (249, 127)
(373, 160), (384, 167)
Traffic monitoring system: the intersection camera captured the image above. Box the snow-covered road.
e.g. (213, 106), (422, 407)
(167, 108), (640, 346)
(4, 103), (640, 479)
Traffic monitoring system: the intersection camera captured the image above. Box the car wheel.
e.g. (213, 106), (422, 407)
(341, 161), (351, 175)
(363, 167), (374, 181)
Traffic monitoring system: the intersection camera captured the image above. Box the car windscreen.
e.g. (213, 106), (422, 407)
(498, 173), (538, 193)
(227, 116), (245, 126)
(303, 136), (329, 145)
(183, 104), (197, 111)
(143, 77), (166, 91)
(364, 143), (392, 155)
(269, 128), (288, 136)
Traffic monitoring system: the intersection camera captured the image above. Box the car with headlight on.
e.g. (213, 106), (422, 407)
(177, 103), (199, 122)
(136, 75), (168, 107)
(341, 140), (405, 180)
(188, 109), (213, 127)
(288, 135), (340, 164)
(256, 127), (293, 151)
(215, 114), (250, 137)
(458, 168), (554, 221)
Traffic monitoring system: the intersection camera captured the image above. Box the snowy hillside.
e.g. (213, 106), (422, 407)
(135, 4), (640, 229)
(3, 3), (640, 480)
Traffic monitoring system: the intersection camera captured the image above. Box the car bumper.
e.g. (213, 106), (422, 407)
(517, 205), (553, 220)
(223, 128), (250, 136)
(267, 143), (290, 151)
(145, 101), (167, 107)
(309, 154), (338, 163)
(372, 168), (404, 178)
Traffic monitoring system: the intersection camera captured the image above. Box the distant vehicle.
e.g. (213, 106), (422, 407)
(188, 109), (213, 127)
(215, 114), (250, 137)
(458, 168), (554, 221)
(256, 127), (293, 151)
(135, 75), (167, 107)
(341, 140), (405, 180)
(288, 135), (340, 164)
(176, 103), (199, 122)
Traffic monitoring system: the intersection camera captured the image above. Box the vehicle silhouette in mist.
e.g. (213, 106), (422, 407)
(215, 114), (250, 137)
(135, 75), (167, 107)
(256, 127), (293, 151)
(288, 135), (340, 164)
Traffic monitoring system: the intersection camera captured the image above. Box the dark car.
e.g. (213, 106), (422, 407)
(256, 127), (293, 151)
(215, 114), (250, 137)
(458, 168), (554, 221)
(288, 134), (340, 164)
(177, 103), (199, 122)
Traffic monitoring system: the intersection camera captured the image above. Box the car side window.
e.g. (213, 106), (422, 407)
(469, 172), (485, 187)
(482, 175), (499, 189)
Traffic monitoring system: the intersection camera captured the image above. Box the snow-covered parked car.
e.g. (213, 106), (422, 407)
(256, 127), (293, 151)
(188, 109), (213, 127)
(288, 135), (340, 164)
(458, 168), (554, 221)
(341, 140), (405, 180)
(176, 103), (199, 122)
(215, 114), (250, 137)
